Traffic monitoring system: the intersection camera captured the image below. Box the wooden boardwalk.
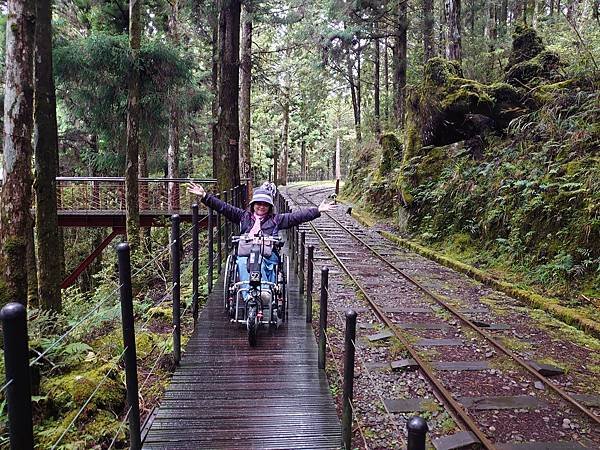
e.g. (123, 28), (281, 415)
(143, 275), (342, 449)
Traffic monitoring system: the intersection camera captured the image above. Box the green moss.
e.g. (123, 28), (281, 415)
(147, 305), (173, 321)
(380, 230), (600, 338)
(442, 80), (494, 113)
(42, 363), (126, 413)
(379, 133), (403, 176)
(507, 24), (544, 68)
(424, 57), (463, 86)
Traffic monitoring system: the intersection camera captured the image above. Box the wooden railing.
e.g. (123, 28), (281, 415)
(55, 177), (217, 213)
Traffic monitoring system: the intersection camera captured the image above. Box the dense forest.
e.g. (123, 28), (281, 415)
(0, 0), (598, 446)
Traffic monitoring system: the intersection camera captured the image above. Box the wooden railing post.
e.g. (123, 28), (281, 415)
(0, 302), (34, 450)
(192, 204), (199, 324)
(171, 214), (181, 365)
(116, 243), (142, 450)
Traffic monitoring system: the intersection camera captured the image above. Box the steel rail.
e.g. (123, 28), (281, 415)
(299, 210), (497, 449)
(293, 186), (600, 428)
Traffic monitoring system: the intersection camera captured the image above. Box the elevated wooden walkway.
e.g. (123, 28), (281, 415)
(143, 275), (341, 449)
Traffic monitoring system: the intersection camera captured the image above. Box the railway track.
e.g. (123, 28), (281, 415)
(286, 183), (600, 450)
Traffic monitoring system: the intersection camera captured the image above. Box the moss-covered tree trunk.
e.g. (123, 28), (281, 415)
(34, 0), (62, 311)
(239, 1), (252, 183)
(215, 0), (241, 191)
(1, 0), (36, 306)
(26, 214), (37, 306)
(125, 0), (141, 248)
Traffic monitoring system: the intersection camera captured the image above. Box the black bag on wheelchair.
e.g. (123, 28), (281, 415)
(237, 235), (273, 257)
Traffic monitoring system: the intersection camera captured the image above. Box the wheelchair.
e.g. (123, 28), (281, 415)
(223, 234), (288, 346)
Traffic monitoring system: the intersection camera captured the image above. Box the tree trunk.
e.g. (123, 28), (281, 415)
(469, 0), (475, 32)
(374, 32), (381, 136)
(211, 0), (220, 180)
(384, 37), (389, 122)
(239, 2), (252, 182)
(125, 0), (141, 248)
(139, 139), (151, 249)
(215, 0), (241, 191)
(26, 213), (37, 306)
(485, 0), (497, 43)
(335, 137), (341, 180)
(33, 0), (61, 311)
(300, 139), (307, 180)
(445, 0), (462, 63)
(0, 0), (36, 306)
(347, 43), (362, 142)
(168, 0), (180, 211)
(500, 0), (509, 36)
(277, 92), (290, 186)
(394, 0), (408, 127)
(423, 0), (435, 62)
(356, 43), (362, 138)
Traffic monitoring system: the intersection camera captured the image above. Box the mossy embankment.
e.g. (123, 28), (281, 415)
(343, 26), (600, 332)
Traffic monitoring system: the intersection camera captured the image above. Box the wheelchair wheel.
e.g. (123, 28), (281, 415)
(223, 254), (235, 310)
(247, 307), (258, 346)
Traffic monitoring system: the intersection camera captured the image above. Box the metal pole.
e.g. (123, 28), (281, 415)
(299, 231), (306, 296)
(116, 243), (142, 450)
(192, 204), (199, 325)
(171, 214), (181, 364)
(407, 416), (428, 450)
(223, 191), (229, 251)
(306, 246), (314, 323)
(208, 206), (214, 293)
(229, 188), (235, 235)
(342, 309), (357, 450)
(294, 228), (300, 274)
(318, 268), (328, 367)
(0, 302), (34, 450)
(216, 193), (222, 273)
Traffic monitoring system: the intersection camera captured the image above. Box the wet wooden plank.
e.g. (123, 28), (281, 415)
(142, 273), (341, 449)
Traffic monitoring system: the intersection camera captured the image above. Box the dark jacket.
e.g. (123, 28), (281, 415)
(202, 194), (320, 236)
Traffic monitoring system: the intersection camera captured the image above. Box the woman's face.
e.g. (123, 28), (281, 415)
(253, 201), (270, 216)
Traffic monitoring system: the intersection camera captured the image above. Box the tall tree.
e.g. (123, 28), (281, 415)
(168, 0), (181, 210)
(125, 0), (141, 247)
(423, 0), (435, 62)
(445, 0), (462, 63)
(34, 0), (62, 311)
(394, 0), (408, 126)
(214, 0), (241, 190)
(239, 1), (253, 184)
(1, 0), (36, 305)
(277, 83), (290, 185)
(374, 32), (381, 135)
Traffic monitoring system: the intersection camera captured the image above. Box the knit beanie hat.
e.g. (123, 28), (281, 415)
(249, 188), (274, 207)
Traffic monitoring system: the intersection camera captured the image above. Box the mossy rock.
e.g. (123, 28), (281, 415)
(148, 305), (173, 321)
(442, 79), (495, 116)
(507, 24), (544, 68)
(531, 79), (575, 105)
(39, 408), (121, 448)
(424, 57), (463, 86)
(507, 49), (563, 86)
(42, 363), (126, 414)
(379, 133), (403, 176)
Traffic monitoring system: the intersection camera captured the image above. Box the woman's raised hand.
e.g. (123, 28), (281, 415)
(187, 182), (206, 198)
(318, 199), (336, 213)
